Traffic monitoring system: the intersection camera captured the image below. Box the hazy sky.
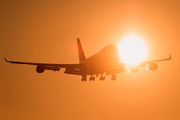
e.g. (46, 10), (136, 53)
(1, 0), (180, 120)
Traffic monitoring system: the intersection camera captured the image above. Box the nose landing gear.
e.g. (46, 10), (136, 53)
(111, 74), (116, 81)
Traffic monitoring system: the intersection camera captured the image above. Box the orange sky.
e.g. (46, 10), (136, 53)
(0, 0), (180, 120)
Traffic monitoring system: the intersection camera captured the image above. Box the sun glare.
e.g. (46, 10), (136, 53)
(118, 34), (147, 65)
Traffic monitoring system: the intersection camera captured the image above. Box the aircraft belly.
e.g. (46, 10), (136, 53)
(64, 65), (110, 75)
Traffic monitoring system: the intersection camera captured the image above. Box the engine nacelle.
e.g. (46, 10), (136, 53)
(36, 66), (45, 73)
(149, 63), (158, 70)
(130, 67), (139, 73)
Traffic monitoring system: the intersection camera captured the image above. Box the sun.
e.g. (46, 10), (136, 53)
(118, 34), (147, 65)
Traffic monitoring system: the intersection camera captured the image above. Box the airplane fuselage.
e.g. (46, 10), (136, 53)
(64, 44), (120, 75)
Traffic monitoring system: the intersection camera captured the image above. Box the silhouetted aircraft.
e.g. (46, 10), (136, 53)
(4, 38), (171, 81)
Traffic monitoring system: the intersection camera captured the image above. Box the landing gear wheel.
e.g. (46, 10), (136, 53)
(100, 76), (105, 81)
(111, 74), (116, 81)
(82, 75), (87, 82)
(89, 76), (95, 81)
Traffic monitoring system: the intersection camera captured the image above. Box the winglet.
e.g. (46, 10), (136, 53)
(169, 54), (172, 60)
(4, 57), (8, 62)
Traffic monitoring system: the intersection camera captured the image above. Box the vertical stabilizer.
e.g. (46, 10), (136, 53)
(77, 38), (86, 62)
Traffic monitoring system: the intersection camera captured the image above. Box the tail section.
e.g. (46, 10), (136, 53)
(77, 38), (86, 62)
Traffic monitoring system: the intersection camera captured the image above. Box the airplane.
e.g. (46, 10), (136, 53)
(4, 38), (171, 81)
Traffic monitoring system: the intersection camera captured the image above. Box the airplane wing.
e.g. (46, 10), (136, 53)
(139, 54), (172, 68)
(117, 54), (172, 73)
(118, 54), (171, 65)
(4, 57), (85, 72)
(141, 54), (172, 63)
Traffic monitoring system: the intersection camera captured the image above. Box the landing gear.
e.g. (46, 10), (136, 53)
(81, 74), (106, 82)
(100, 76), (105, 81)
(111, 74), (116, 81)
(89, 75), (95, 81)
(81, 75), (87, 82)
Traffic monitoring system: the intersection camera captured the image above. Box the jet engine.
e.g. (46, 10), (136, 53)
(36, 66), (45, 73)
(149, 63), (158, 70)
(130, 67), (139, 73)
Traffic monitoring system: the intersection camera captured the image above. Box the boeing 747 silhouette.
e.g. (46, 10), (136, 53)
(4, 38), (171, 81)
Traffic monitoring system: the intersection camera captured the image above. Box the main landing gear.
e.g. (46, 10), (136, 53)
(111, 74), (116, 81)
(89, 75), (95, 81)
(100, 76), (105, 81)
(81, 75), (105, 82)
(81, 75), (87, 82)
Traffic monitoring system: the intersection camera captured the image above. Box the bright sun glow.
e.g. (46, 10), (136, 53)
(118, 34), (147, 65)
